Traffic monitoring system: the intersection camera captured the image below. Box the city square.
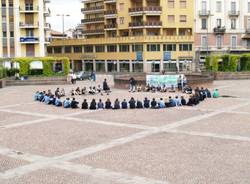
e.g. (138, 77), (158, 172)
(0, 78), (250, 184)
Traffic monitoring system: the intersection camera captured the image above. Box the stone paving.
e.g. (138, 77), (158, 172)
(0, 78), (250, 184)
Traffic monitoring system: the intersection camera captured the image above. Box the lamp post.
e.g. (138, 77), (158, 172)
(56, 14), (70, 40)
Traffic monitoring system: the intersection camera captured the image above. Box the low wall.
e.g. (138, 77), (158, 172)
(214, 72), (250, 80)
(0, 79), (6, 88)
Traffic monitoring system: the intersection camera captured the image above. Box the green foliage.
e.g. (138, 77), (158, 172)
(0, 66), (6, 79)
(205, 55), (219, 72)
(0, 57), (70, 77)
(240, 54), (250, 71)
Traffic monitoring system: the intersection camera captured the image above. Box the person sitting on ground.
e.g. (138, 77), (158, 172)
(156, 86), (161, 92)
(55, 96), (62, 107)
(137, 85), (142, 92)
(168, 96), (176, 107)
(158, 98), (165, 109)
(71, 98), (79, 109)
(175, 96), (182, 106)
(169, 85), (176, 93)
(129, 97), (136, 109)
(97, 85), (102, 93)
(49, 95), (56, 105)
(92, 87), (97, 94)
(34, 91), (40, 101)
(113, 99), (120, 110)
(161, 85), (167, 93)
(89, 87), (95, 95)
(81, 87), (87, 95)
(103, 79), (110, 94)
(181, 96), (187, 106)
(81, 99), (88, 109)
(97, 99), (104, 109)
(151, 98), (158, 109)
(75, 87), (81, 95)
(60, 88), (65, 97)
(89, 99), (97, 110)
(63, 98), (71, 108)
(105, 98), (112, 109)
(48, 89), (53, 96)
(144, 84), (150, 92)
(143, 97), (150, 108)
(44, 94), (51, 105)
(213, 89), (219, 98)
(205, 88), (211, 98)
(151, 85), (156, 93)
(136, 100), (143, 109)
(183, 86), (192, 94)
(121, 99), (128, 109)
(38, 91), (45, 102)
(200, 87), (207, 100)
(71, 89), (76, 96)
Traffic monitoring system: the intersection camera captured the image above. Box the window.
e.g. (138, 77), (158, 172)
(231, 36), (237, 49)
(168, 15), (175, 23)
(107, 45), (117, 52)
(231, 1), (236, 13)
(147, 44), (160, 52)
(216, 1), (222, 13)
(179, 44), (192, 51)
(216, 18), (222, 27)
(54, 47), (62, 54)
(10, 31), (14, 37)
(2, 31), (7, 37)
(216, 35), (222, 48)
(201, 1), (207, 12)
(163, 44), (176, 51)
(168, 0), (175, 8)
(119, 45), (130, 52)
(73, 46), (82, 53)
(231, 19), (236, 29)
(132, 44), (143, 52)
(64, 46), (71, 53)
(248, 18), (250, 29)
(201, 36), (208, 49)
(248, 2), (250, 13)
(180, 0), (187, 8)
(119, 17), (124, 24)
(201, 18), (207, 29)
(47, 47), (53, 54)
(180, 15), (187, 23)
(84, 45), (93, 53)
(95, 45), (105, 52)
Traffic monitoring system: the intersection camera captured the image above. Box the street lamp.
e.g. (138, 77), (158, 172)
(56, 14), (70, 39)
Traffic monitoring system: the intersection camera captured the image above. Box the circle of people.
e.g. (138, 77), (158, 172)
(34, 79), (219, 110)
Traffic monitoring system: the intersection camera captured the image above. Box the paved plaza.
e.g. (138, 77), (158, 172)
(0, 78), (250, 184)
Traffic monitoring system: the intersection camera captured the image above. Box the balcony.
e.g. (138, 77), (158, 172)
(129, 21), (162, 29)
(20, 37), (39, 44)
(81, 6), (104, 13)
(228, 10), (240, 17)
(198, 10), (211, 16)
(45, 37), (51, 44)
(19, 5), (39, 13)
(129, 6), (162, 16)
(19, 22), (39, 29)
(44, 8), (51, 16)
(104, 10), (117, 18)
(213, 26), (226, 34)
(104, 0), (116, 4)
(81, 17), (105, 24)
(44, 23), (51, 30)
(82, 29), (105, 35)
(104, 24), (117, 30)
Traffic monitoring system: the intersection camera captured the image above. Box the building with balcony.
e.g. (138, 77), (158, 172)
(0, 0), (51, 58)
(47, 0), (194, 73)
(195, 0), (250, 64)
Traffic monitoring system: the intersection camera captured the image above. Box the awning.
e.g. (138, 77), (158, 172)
(30, 61), (43, 70)
(242, 34), (250, 39)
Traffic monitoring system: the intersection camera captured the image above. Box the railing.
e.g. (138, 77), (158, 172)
(19, 5), (39, 11)
(104, 24), (117, 29)
(129, 21), (162, 27)
(129, 6), (162, 13)
(104, 9), (117, 15)
(228, 10), (240, 16)
(81, 6), (104, 12)
(81, 17), (104, 23)
(213, 26), (226, 34)
(19, 22), (39, 27)
(198, 10), (210, 16)
(82, 29), (105, 34)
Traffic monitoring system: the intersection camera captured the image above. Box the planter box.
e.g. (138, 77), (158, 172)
(0, 79), (6, 88)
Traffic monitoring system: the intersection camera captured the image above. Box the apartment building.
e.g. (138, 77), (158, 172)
(0, 0), (51, 58)
(47, 0), (194, 73)
(195, 0), (250, 63)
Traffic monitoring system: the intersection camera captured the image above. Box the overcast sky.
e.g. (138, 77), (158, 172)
(47, 0), (82, 32)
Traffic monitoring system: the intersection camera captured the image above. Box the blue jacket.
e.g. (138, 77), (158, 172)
(63, 100), (71, 108)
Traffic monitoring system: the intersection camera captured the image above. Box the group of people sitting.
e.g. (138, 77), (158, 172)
(70, 78), (111, 96)
(34, 87), (219, 110)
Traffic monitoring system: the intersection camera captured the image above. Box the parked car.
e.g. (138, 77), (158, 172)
(76, 71), (91, 80)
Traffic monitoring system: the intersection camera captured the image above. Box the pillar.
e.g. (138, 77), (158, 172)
(129, 60), (133, 73)
(105, 60), (108, 73)
(93, 60), (96, 72)
(117, 60), (120, 72)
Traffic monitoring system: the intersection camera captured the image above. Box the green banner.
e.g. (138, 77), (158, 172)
(146, 75), (184, 88)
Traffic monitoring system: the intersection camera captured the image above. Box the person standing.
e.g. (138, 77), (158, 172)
(129, 77), (136, 92)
